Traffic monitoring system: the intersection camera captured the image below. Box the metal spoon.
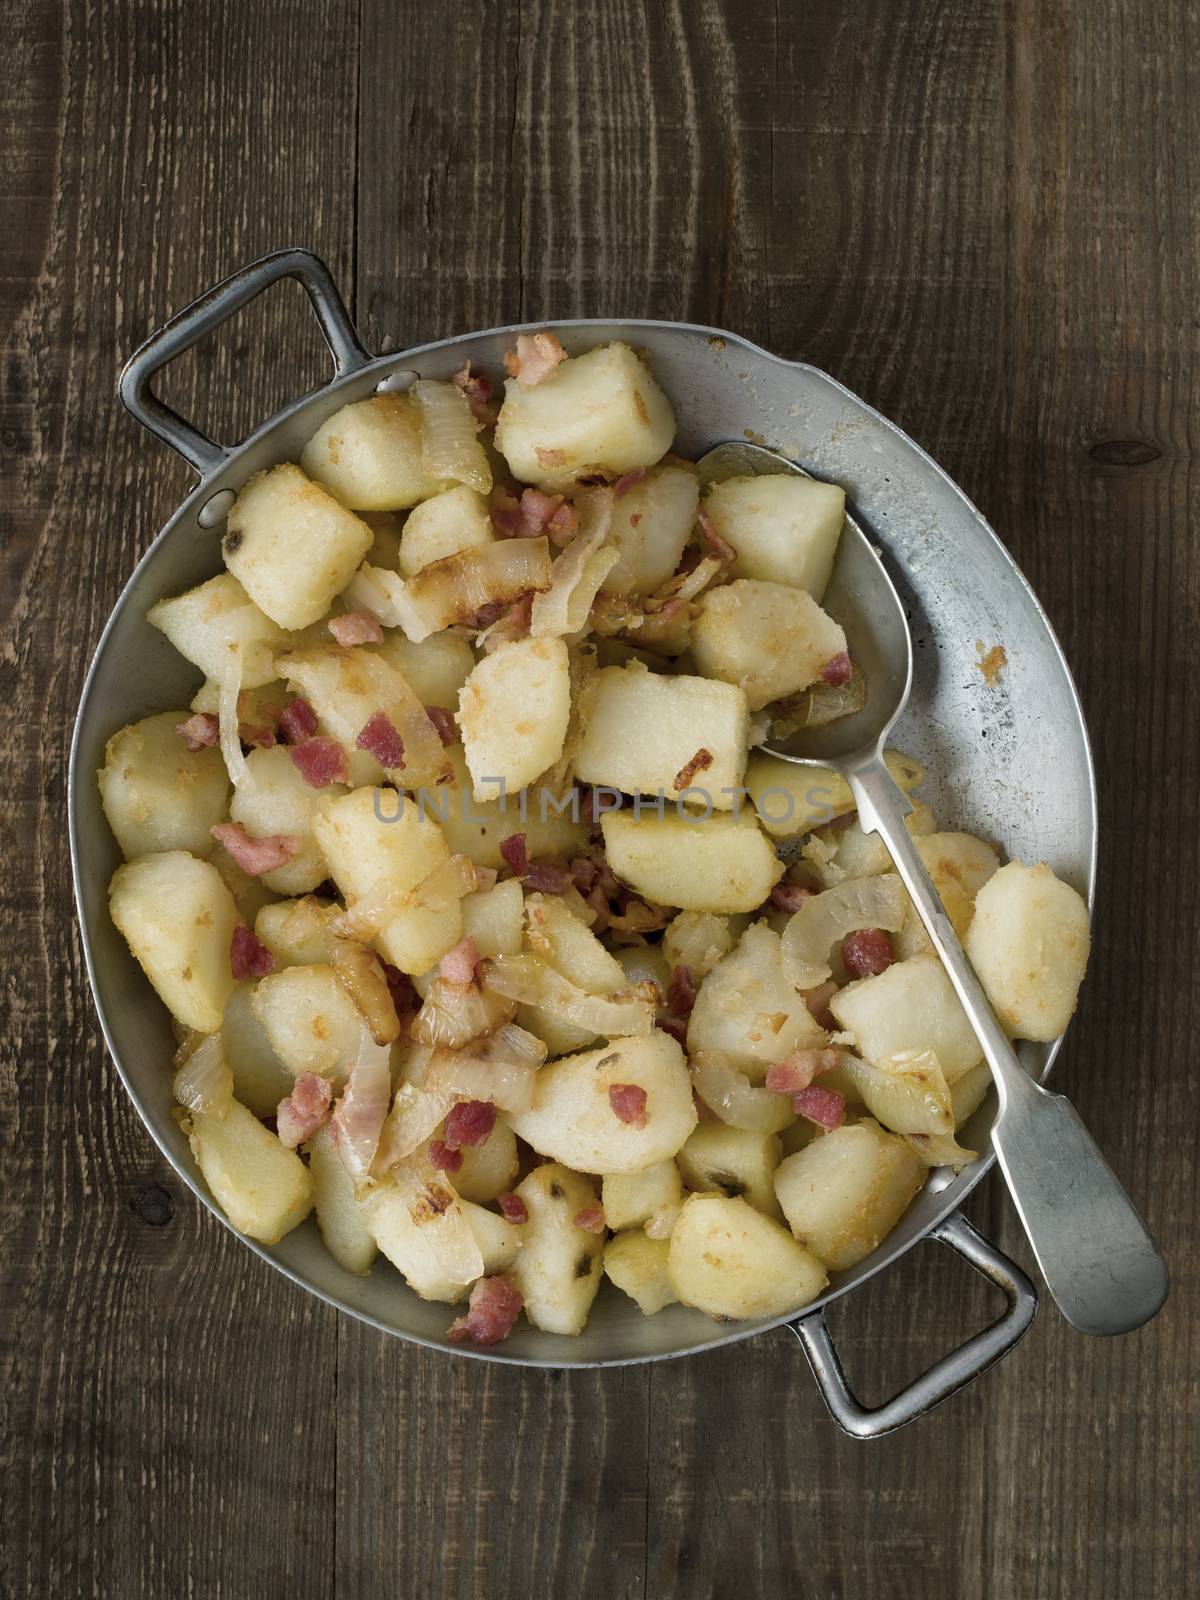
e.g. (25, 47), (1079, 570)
(697, 440), (1168, 1336)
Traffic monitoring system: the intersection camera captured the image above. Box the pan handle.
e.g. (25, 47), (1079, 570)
(788, 1212), (1037, 1439)
(118, 248), (371, 476)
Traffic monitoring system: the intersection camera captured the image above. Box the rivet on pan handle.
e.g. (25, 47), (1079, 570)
(789, 1212), (1038, 1439)
(118, 248), (371, 476)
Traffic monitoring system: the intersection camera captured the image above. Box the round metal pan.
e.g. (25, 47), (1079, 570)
(70, 250), (1095, 1434)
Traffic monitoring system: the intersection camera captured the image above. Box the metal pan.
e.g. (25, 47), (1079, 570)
(70, 249), (1096, 1435)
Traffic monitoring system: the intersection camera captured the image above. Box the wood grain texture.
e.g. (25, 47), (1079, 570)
(2, 0), (1196, 1596)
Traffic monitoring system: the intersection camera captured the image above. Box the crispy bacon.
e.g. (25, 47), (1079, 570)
(452, 360), (497, 425)
(439, 936), (480, 987)
(842, 928), (894, 979)
(447, 1275), (524, 1346)
(279, 697), (318, 744)
(497, 1193), (528, 1225)
(792, 1084), (847, 1129)
(276, 1072), (333, 1149)
(673, 747), (713, 792)
(614, 467), (646, 497)
(424, 705), (458, 745)
(765, 1048), (841, 1095)
(175, 712), (220, 750)
(444, 1099), (497, 1150)
(800, 978), (839, 1030)
(356, 711), (406, 769)
(210, 822), (300, 877)
(821, 652), (853, 687)
(697, 505), (736, 562)
(608, 1083), (648, 1128)
(499, 834), (530, 875)
(573, 1207), (606, 1233)
(288, 736), (349, 788)
(505, 331), (567, 389)
(770, 882), (814, 912)
(329, 610), (384, 646)
(428, 1138), (463, 1173)
(231, 925), (275, 980)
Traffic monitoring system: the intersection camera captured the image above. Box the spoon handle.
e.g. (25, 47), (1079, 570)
(846, 755), (1168, 1336)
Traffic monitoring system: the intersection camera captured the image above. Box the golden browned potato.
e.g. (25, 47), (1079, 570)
(187, 1099), (315, 1244)
(601, 810), (782, 915)
(147, 573), (290, 690)
(829, 953), (983, 1081)
(601, 464), (699, 595)
(512, 1163), (605, 1334)
(604, 1232), (677, 1315)
(691, 579), (848, 710)
(109, 851), (239, 1032)
(774, 1120), (924, 1271)
(702, 474), (845, 600)
(457, 637), (572, 801)
(667, 1193), (827, 1318)
(300, 392), (442, 509)
(98, 712), (230, 860)
(397, 484), (494, 576)
(676, 1124), (784, 1219)
(964, 861), (1090, 1040)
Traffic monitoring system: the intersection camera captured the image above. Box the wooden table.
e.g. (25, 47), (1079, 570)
(3, 1), (1196, 1594)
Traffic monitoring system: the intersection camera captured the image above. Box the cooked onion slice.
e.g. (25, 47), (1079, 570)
(902, 1129), (980, 1170)
(400, 538), (553, 642)
(418, 1023), (547, 1114)
(780, 875), (905, 990)
(387, 1147), (485, 1290)
(413, 378), (492, 494)
(172, 1032), (233, 1117)
(690, 1049), (794, 1133)
(218, 664), (253, 791)
(530, 487), (614, 638)
(332, 1026), (393, 1188)
(372, 1079), (456, 1175)
(335, 854), (480, 942)
(411, 978), (517, 1050)
(776, 663), (867, 732)
(480, 954), (656, 1037)
(644, 553), (724, 612)
(331, 939), (403, 1044)
(840, 1048), (955, 1137)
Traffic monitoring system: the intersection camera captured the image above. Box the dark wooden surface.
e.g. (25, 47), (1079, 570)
(2, 1), (1196, 1595)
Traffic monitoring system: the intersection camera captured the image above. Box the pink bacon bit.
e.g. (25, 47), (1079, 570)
(241, 723), (276, 749)
(523, 863), (572, 894)
(424, 705), (457, 745)
(800, 978), (839, 1030)
(329, 610), (384, 647)
(614, 467), (646, 498)
(279, 697), (318, 745)
(439, 936), (480, 987)
(499, 833), (530, 876)
(356, 711), (406, 770)
(519, 486), (565, 532)
(842, 927), (894, 980)
(573, 1207), (606, 1234)
(276, 1072), (333, 1150)
(659, 1015), (688, 1046)
(497, 1193), (528, 1225)
(504, 331), (567, 389)
(175, 712), (219, 751)
(444, 1099), (497, 1151)
(452, 360), (497, 425)
(608, 1083), (648, 1128)
(766, 1048), (842, 1095)
(792, 1084), (847, 1130)
(697, 505), (737, 562)
(666, 965), (696, 1019)
(211, 822), (300, 877)
(288, 736), (349, 789)
(821, 651), (853, 687)
(489, 486), (524, 538)
(429, 1139), (463, 1174)
(546, 501), (578, 542)
(447, 1275), (524, 1346)
(770, 882), (814, 913)
(231, 925), (275, 980)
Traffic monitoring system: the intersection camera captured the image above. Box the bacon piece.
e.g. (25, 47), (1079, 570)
(547, 501), (578, 542)
(452, 360), (497, 425)
(765, 1048), (841, 1095)
(231, 925), (275, 980)
(614, 467), (646, 497)
(329, 610), (385, 646)
(821, 651), (853, 687)
(210, 822), (300, 877)
(424, 705), (458, 745)
(447, 1275), (524, 1346)
(666, 964), (696, 1019)
(659, 1014), (688, 1046)
(175, 712), (220, 750)
(288, 736), (349, 788)
(842, 927), (894, 979)
(519, 487), (565, 532)
(792, 1084), (847, 1129)
(800, 978), (839, 1030)
(770, 882), (814, 912)
(279, 697), (318, 744)
(439, 936), (481, 987)
(673, 747), (713, 792)
(276, 1072), (333, 1149)
(697, 505), (736, 562)
(479, 592), (534, 650)
(584, 884), (612, 933)
(428, 1139), (464, 1173)
(499, 834), (530, 875)
(505, 331), (567, 389)
(573, 1207), (606, 1233)
(241, 723), (277, 749)
(608, 1083), (648, 1128)
(497, 1192), (528, 1225)
(523, 863), (572, 894)
(444, 1099), (497, 1150)
(356, 711), (406, 770)
(489, 486), (524, 538)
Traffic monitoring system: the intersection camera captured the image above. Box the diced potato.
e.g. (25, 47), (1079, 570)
(457, 637), (571, 801)
(829, 953), (983, 1081)
(574, 664), (749, 806)
(524, 892), (627, 992)
(601, 810), (782, 914)
(462, 1200), (523, 1275)
(453, 1117), (519, 1204)
(278, 644), (452, 790)
(397, 484), (494, 577)
(254, 896), (339, 968)
(365, 1157), (484, 1302)
(602, 1159), (683, 1232)
(208, 842), (279, 927)
(250, 963), (364, 1082)
(662, 912), (736, 979)
(604, 1232), (677, 1316)
(187, 1099), (315, 1245)
(667, 1193), (827, 1318)
(687, 924), (824, 1076)
(894, 831), (1002, 958)
(222, 463), (373, 629)
(434, 744), (588, 870)
(746, 747), (925, 839)
(702, 474), (845, 600)
(964, 861), (1091, 1041)
(300, 393), (442, 510)
(496, 341), (676, 492)
(512, 1163), (604, 1334)
(220, 983), (294, 1118)
(601, 464), (700, 595)
(774, 1120), (925, 1271)
(676, 1124), (783, 1219)
(109, 851), (239, 1032)
(460, 878), (525, 959)
(98, 712), (230, 860)
(371, 628), (475, 710)
(313, 786), (462, 976)
(840, 1049), (955, 1137)
(509, 1033), (697, 1174)
(308, 1120), (378, 1274)
(691, 579), (848, 711)
(147, 573), (290, 690)
(230, 745), (345, 895)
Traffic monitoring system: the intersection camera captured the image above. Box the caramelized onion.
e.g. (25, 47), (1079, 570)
(689, 1049), (794, 1133)
(530, 488), (614, 637)
(413, 378), (492, 494)
(399, 538), (553, 642)
(386, 1148), (484, 1289)
(218, 666), (253, 791)
(372, 1080), (456, 1175)
(780, 875), (905, 990)
(480, 954), (656, 1037)
(335, 854), (480, 942)
(411, 978), (517, 1050)
(172, 1033), (233, 1117)
(331, 939), (403, 1044)
(332, 1026), (393, 1188)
